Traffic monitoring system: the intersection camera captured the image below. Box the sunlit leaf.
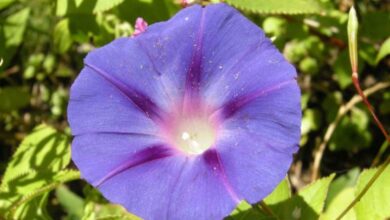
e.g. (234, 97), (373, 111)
(3, 8), (30, 47)
(268, 174), (334, 219)
(82, 202), (141, 220)
(225, 0), (327, 15)
(228, 179), (290, 220)
(0, 0), (15, 10)
(320, 187), (356, 220)
(264, 178), (291, 205)
(354, 165), (390, 220)
(54, 19), (73, 54)
(0, 7), (30, 68)
(326, 168), (360, 206)
(56, 0), (126, 15)
(297, 174), (335, 218)
(0, 170), (80, 219)
(12, 193), (51, 220)
(56, 185), (85, 219)
(2, 124), (71, 183)
(375, 37), (390, 64)
(93, 0), (125, 13)
(301, 108), (322, 135)
(227, 201), (269, 220)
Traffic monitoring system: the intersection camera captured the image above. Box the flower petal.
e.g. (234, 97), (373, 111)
(167, 153), (239, 219)
(68, 67), (159, 135)
(96, 153), (239, 220)
(84, 38), (169, 121)
(220, 81), (301, 152)
(72, 133), (170, 186)
(216, 130), (295, 204)
(198, 4), (296, 109)
(133, 5), (204, 110)
(214, 83), (301, 203)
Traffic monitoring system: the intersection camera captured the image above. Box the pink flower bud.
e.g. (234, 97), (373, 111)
(132, 17), (148, 37)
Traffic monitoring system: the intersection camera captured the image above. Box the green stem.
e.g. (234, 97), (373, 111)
(336, 156), (390, 220)
(352, 73), (390, 143)
(337, 5), (390, 220)
(258, 201), (278, 219)
(371, 141), (389, 167)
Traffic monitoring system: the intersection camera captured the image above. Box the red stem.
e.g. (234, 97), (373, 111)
(352, 72), (390, 143)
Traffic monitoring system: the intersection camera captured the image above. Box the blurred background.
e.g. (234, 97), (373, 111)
(0, 0), (389, 219)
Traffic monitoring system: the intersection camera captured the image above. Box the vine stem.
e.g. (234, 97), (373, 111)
(311, 81), (390, 181)
(312, 6), (390, 181)
(347, 6), (389, 143)
(335, 6), (390, 219)
(258, 201), (279, 219)
(371, 141), (388, 167)
(351, 72), (390, 143)
(336, 156), (390, 220)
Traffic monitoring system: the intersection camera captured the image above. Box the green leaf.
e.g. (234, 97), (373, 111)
(264, 178), (291, 205)
(228, 179), (290, 219)
(0, 87), (30, 112)
(228, 201), (270, 220)
(117, 0), (179, 25)
(12, 193), (52, 220)
(224, 0), (327, 15)
(3, 8), (30, 47)
(56, 0), (69, 16)
(0, 0), (15, 10)
(0, 170), (80, 219)
(301, 108), (322, 135)
(334, 50), (352, 89)
(380, 91), (390, 114)
(56, 0), (125, 15)
(261, 175), (335, 220)
(358, 42), (377, 66)
(376, 37), (390, 64)
(326, 168), (360, 206)
(354, 165), (390, 220)
(93, 0), (125, 13)
(329, 107), (372, 151)
(56, 185), (85, 219)
(321, 91), (342, 123)
(54, 19), (73, 54)
(82, 202), (141, 220)
(56, 0), (95, 16)
(320, 187), (356, 220)
(0, 7), (30, 68)
(361, 12), (390, 41)
(297, 174), (335, 217)
(2, 124), (71, 184)
(68, 14), (100, 43)
(75, 0), (84, 7)
(275, 174), (334, 219)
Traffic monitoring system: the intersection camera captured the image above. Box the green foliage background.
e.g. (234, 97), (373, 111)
(0, 0), (389, 219)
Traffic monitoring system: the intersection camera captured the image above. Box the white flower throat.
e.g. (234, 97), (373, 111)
(173, 116), (216, 155)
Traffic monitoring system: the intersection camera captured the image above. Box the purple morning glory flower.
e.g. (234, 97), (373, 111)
(68, 3), (301, 220)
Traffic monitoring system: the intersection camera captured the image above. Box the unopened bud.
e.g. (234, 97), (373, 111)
(348, 6), (358, 73)
(132, 17), (148, 37)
